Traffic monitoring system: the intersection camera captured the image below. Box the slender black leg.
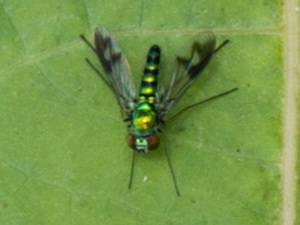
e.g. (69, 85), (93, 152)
(164, 142), (181, 196)
(168, 87), (238, 121)
(128, 150), (136, 189)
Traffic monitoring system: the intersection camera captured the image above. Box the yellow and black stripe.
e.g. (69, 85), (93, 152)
(139, 45), (160, 104)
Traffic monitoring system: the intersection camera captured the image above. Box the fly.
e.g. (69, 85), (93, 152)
(80, 26), (237, 196)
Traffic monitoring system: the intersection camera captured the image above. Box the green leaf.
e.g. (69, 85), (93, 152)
(0, 0), (294, 225)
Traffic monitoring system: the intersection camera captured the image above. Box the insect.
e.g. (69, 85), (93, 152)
(80, 26), (237, 196)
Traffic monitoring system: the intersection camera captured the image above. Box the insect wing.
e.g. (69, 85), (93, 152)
(158, 31), (219, 119)
(94, 26), (136, 117)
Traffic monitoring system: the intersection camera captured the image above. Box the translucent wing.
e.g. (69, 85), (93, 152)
(157, 31), (228, 119)
(81, 26), (136, 118)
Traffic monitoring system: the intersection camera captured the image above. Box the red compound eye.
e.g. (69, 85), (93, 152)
(127, 135), (136, 150)
(147, 135), (159, 150)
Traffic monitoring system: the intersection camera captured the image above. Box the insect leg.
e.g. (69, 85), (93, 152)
(80, 34), (98, 54)
(168, 87), (238, 121)
(212, 39), (230, 54)
(128, 150), (136, 189)
(82, 58), (110, 87)
(164, 141), (181, 196)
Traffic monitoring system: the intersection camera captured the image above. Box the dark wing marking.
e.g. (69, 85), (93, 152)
(157, 31), (229, 119)
(81, 26), (136, 117)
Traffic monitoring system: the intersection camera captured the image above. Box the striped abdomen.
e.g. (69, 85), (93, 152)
(138, 45), (160, 104)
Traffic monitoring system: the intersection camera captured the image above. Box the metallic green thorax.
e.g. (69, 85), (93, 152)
(130, 45), (161, 151)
